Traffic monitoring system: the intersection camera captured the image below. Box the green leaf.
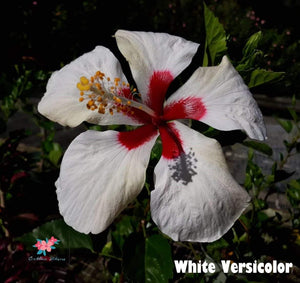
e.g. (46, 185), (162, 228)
(248, 69), (284, 88)
(17, 219), (94, 251)
(274, 169), (295, 182)
(243, 140), (273, 156)
(123, 233), (173, 282)
(288, 108), (298, 122)
(287, 179), (300, 207)
(242, 31), (262, 57)
(277, 118), (293, 133)
(145, 234), (173, 282)
(203, 3), (227, 65)
(111, 215), (135, 256)
(48, 142), (63, 166)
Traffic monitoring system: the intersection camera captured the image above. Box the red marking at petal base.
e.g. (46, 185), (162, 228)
(159, 122), (184, 159)
(119, 87), (132, 99)
(118, 124), (158, 150)
(163, 97), (206, 121)
(116, 87), (153, 124)
(146, 70), (174, 115)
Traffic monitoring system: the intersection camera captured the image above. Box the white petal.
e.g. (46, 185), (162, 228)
(151, 121), (250, 242)
(57, 127), (158, 234)
(165, 56), (266, 140)
(115, 30), (199, 105)
(38, 46), (143, 127)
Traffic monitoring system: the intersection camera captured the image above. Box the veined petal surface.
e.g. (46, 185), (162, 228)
(38, 46), (147, 127)
(56, 125), (158, 234)
(164, 56), (266, 140)
(115, 30), (199, 115)
(151, 121), (250, 242)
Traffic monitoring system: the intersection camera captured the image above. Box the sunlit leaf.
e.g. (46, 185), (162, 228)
(277, 118), (293, 133)
(203, 3), (227, 65)
(243, 140), (273, 156)
(242, 31), (262, 57)
(248, 69), (284, 88)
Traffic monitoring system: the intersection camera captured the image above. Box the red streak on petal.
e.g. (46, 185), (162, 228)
(120, 87), (132, 99)
(146, 70), (174, 115)
(159, 122), (184, 159)
(118, 124), (158, 150)
(163, 97), (206, 121)
(116, 87), (152, 124)
(124, 106), (153, 124)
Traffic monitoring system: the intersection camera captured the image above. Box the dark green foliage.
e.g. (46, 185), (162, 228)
(1, 0), (299, 282)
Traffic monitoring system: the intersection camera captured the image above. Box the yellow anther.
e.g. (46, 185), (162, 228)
(126, 83), (130, 87)
(114, 77), (120, 82)
(109, 108), (114, 115)
(130, 111), (135, 115)
(80, 76), (89, 85)
(115, 97), (121, 103)
(107, 77), (110, 81)
(87, 100), (95, 107)
(90, 76), (95, 83)
(122, 82), (126, 86)
(98, 107), (105, 114)
(77, 82), (90, 91)
(79, 97), (84, 102)
(127, 101), (131, 105)
(97, 96), (102, 102)
(95, 83), (101, 90)
(96, 71), (101, 77)
(80, 91), (84, 96)
(132, 88), (137, 92)
(138, 106), (143, 109)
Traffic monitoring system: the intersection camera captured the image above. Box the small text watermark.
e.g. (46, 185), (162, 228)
(174, 260), (293, 274)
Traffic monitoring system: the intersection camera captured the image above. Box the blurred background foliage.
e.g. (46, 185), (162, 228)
(1, 0), (300, 282)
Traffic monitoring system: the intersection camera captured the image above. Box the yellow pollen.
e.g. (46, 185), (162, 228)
(76, 70), (155, 117)
(80, 76), (89, 85)
(87, 100), (95, 107)
(77, 82), (90, 91)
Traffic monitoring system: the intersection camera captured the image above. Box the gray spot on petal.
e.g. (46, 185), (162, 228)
(168, 147), (198, 185)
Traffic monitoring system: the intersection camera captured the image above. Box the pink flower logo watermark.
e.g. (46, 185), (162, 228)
(32, 237), (60, 256)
